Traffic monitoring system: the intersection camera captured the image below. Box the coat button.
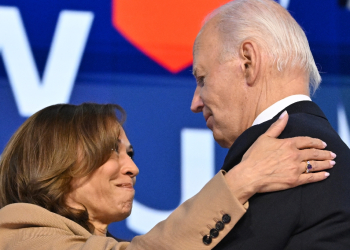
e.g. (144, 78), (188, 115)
(210, 228), (219, 238)
(222, 214), (231, 224)
(215, 221), (224, 231)
(203, 235), (212, 245)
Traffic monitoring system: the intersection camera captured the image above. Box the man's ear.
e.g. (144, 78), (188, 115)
(239, 40), (260, 86)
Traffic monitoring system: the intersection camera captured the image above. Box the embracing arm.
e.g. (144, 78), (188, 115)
(0, 171), (245, 250)
(128, 171), (245, 250)
(0, 113), (335, 250)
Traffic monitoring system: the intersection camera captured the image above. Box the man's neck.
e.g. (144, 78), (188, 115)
(252, 70), (310, 123)
(252, 94), (311, 126)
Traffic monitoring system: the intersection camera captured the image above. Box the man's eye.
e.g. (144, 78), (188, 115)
(196, 76), (205, 86)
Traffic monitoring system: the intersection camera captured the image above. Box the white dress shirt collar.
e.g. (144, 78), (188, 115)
(252, 94), (311, 126)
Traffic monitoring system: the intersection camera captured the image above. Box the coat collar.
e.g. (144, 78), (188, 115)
(221, 101), (327, 172)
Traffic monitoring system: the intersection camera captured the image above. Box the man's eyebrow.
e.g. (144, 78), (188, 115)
(193, 66), (205, 78)
(192, 68), (197, 77)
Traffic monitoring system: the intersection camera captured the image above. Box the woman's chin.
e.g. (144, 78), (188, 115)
(110, 203), (133, 223)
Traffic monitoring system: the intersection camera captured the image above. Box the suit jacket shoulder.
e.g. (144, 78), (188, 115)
(215, 101), (350, 250)
(0, 172), (246, 250)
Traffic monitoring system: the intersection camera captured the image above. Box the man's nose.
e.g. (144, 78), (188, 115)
(190, 87), (204, 113)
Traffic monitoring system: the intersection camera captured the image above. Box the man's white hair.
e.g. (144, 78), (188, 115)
(203, 0), (321, 92)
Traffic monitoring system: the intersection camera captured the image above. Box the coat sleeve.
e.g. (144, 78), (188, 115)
(125, 171), (247, 250)
(0, 171), (246, 250)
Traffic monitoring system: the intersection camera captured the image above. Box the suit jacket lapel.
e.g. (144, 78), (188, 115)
(221, 101), (328, 172)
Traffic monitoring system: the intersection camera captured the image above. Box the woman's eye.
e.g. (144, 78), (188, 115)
(127, 150), (134, 160)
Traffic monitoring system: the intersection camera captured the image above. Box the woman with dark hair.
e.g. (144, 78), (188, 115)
(0, 103), (335, 249)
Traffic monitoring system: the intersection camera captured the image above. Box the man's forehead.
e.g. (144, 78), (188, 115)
(192, 27), (222, 74)
(192, 36), (207, 76)
(193, 28), (206, 57)
(193, 18), (222, 54)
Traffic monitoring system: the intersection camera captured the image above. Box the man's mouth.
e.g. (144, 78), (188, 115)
(205, 115), (214, 130)
(204, 113), (211, 122)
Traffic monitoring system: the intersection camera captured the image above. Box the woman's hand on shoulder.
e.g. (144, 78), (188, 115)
(225, 111), (336, 204)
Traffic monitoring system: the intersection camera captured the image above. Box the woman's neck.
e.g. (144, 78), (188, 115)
(91, 220), (108, 236)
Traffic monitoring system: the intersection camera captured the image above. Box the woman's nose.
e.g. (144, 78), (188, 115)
(124, 156), (139, 178)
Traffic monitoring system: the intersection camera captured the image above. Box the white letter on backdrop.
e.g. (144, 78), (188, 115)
(0, 7), (93, 116)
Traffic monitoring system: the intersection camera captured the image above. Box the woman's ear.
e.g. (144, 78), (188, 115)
(239, 40), (260, 86)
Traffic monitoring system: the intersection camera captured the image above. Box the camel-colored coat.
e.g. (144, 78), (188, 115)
(0, 172), (246, 250)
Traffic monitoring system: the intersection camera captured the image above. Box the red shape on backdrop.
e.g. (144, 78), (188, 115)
(112, 0), (231, 73)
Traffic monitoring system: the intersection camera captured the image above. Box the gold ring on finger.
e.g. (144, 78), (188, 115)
(305, 161), (312, 173)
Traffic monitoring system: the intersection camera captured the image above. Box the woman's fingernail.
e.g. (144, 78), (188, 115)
(325, 172), (330, 177)
(279, 110), (287, 119)
(330, 160), (336, 166)
(331, 152), (337, 158)
(322, 141), (327, 148)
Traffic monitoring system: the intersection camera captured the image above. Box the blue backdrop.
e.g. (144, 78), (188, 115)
(0, 0), (350, 240)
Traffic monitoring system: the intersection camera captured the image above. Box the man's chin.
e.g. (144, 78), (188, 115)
(213, 131), (233, 148)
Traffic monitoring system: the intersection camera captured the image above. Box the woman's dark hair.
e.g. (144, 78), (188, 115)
(0, 103), (125, 232)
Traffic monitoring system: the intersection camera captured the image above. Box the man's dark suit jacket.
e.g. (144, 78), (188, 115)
(214, 101), (350, 250)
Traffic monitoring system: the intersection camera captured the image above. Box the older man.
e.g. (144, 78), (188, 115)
(191, 0), (350, 249)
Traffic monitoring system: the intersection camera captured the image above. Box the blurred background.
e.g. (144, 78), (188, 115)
(0, 0), (350, 240)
